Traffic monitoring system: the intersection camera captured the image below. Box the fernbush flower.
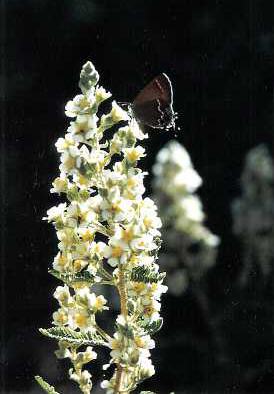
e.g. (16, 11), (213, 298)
(232, 144), (274, 285)
(153, 140), (219, 295)
(37, 61), (166, 394)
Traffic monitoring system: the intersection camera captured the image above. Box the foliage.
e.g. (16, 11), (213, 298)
(35, 376), (60, 394)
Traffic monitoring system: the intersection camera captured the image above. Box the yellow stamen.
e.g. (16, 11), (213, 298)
(81, 229), (94, 242)
(112, 245), (123, 258)
(134, 336), (145, 348)
(143, 217), (152, 228)
(122, 228), (134, 242)
(75, 312), (88, 328)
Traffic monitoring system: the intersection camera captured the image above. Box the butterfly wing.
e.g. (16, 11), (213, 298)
(132, 73), (174, 129)
(133, 73), (173, 106)
(132, 99), (174, 129)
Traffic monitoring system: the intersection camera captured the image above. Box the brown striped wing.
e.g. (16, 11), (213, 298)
(132, 73), (174, 129)
(133, 73), (173, 106)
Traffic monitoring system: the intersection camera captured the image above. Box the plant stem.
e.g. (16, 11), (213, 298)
(118, 267), (128, 317)
(94, 321), (112, 343)
(114, 266), (128, 393)
(114, 365), (124, 394)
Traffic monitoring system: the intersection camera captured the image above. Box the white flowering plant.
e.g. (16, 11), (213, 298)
(232, 144), (274, 285)
(153, 140), (219, 295)
(35, 61), (167, 394)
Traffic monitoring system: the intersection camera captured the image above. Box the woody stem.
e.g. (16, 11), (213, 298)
(114, 266), (129, 394)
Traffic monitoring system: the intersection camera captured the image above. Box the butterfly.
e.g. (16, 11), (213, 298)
(130, 73), (176, 130)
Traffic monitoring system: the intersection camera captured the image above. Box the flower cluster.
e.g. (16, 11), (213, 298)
(40, 61), (166, 393)
(232, 144), (274, 284)
(153, 141), (219, 295)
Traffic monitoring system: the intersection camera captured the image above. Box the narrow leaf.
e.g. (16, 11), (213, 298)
(39, 327), (108, 347)
(139, 318), (163, 335)
(35, 376), (60, 394)
(130, 266), (166, 283)
(49, 270), (96, 286)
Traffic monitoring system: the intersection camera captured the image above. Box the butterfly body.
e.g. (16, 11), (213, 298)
(131, 73), (176, 130)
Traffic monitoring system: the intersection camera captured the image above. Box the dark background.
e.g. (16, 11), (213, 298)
(2, 0), (274, 393)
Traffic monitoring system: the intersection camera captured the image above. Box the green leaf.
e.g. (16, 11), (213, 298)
(39, 327), (107, 347)
(35, 376), (60, 394)
(49, 270), (96, 286)
(139, 318), (163, 335)
(130, 266), (166, 283)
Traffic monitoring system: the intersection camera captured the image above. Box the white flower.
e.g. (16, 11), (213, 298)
(68, 114), (98, 142)
(140, 298), (161, 320)
(56, 227), (76, 251)
(131, 234), (157, 252)
(52, 251), (72, 272)
(100, 189), (134, 223)
(52, 308), (68, 326)
(65, 201), (79, 227)
(109, 332), (124, 359)
(134, 335), (155, 350)
(71, 241), (90, 260)
(123, 146), (146, 163)
(59, 149), (79, 174)
(128, 119), (148, 140)
(155, 140), (192, 168)
(110, 101), (129, 123)
(124, 169), (146, 199)
(95, 86), (112, 103)
(116, 314), (127, 326)
(174, 167), (202, 192)
(141, 197), (158, 211)
(100, 380), (114, 394)
(89, 241), (107, 258)
(138, 254), (155, 266)
(180, 195), (204, 222)
(50, 174), (70, 194)
(149, 282), (168, 299)
(83, 146), (108, 167)
(77, 227), (95, 242)
(55, 341), (72, 359)
(128, 282), (148, 297)
(139, 356), (155, 379)
(44, 203), (67, 222)
(65, 93), (96, 117)
(104, 168), (126, 185)
(55, 134), (77, 153)
(86, 194), (103, 212)
(139, 201), (162, 234)
(103, 237), (130, 267)
(67, 307), (93, 331)
(76, 288), (108, 312)
(128, 281), (167, 301)
(53, 285), (72, 307)
(78, 200), (98, 225)
(84, 346), (97, 362)
(69, 368), (92, 393)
